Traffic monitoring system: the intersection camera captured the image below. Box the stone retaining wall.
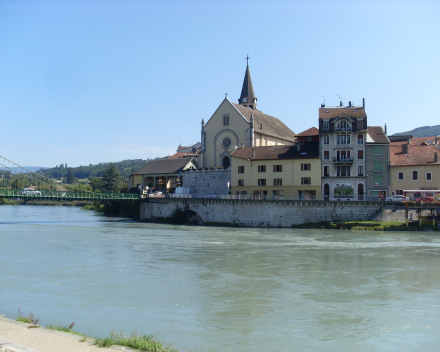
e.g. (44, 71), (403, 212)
(140, 198), (382, 227)
(181, 169), (231, 195)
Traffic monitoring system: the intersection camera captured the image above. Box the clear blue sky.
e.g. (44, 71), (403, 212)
(1, 0), (439, 167)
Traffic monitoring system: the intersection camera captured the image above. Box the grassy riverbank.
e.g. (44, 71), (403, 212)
(0, 198), (93, 207)
(13, 310), (181, 351)
(292, 220), (440, 231)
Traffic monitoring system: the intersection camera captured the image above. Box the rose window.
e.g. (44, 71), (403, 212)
(222, 137), (231, 149)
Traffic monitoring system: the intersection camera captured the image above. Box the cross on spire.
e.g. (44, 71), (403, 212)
(246, 55), (250, 67)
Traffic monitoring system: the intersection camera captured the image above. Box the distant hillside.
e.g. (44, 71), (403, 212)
(36, 159), (159, 180)
(393, 125), (440, 137)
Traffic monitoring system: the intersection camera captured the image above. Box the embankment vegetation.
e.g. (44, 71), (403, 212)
(292, 220), (440, 231)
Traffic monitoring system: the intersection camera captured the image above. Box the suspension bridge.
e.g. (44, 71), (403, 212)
(0, 155), (139, 202)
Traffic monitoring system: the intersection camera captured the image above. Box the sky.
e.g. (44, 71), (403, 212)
(1, 0), (439, 167)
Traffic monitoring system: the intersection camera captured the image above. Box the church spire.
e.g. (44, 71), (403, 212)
(239, 55), (257, 109)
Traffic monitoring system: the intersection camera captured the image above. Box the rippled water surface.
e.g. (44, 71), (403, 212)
(1, 205), (440, 351)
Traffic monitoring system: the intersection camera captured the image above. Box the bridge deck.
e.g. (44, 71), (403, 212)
(0, 190), (139, 201)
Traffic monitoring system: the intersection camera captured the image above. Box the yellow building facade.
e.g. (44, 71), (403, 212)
(230, 144), (321, 199)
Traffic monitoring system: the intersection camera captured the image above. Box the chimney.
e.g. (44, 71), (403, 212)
(363, 98), (365, 108)
(349, 101), (352, 107)
(402, 144), (408, 154)
(340, 101), (343, 106)
(321, 104), (325, 108)
(435, 153), (438, 163)
(252, 149), (255, 158)
(384, 123), (387, 135)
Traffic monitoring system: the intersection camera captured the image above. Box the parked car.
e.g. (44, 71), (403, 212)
(385, 195), (409, 202)
(415, 196), (434, 202)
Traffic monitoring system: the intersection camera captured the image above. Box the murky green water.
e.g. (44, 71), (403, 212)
(1, 205), (439, 351)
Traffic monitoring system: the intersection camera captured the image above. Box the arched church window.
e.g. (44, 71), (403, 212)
(222, 137), (231, 149)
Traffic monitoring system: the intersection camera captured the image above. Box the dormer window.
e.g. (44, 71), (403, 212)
(336, 120), (350, 131)
(323, 120), (329, 130)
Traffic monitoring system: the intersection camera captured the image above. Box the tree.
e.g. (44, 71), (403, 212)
(90, 177), (103, 192)
(66, 168), (74, 184)
(101, 163), (120, 192)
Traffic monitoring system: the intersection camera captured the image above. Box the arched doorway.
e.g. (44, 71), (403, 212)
(223, 156), (230, 169)
(324, 183), (330, 201)
(358, 184), (364, 201)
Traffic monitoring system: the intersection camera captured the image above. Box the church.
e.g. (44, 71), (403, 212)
(199, 59), (297, 170)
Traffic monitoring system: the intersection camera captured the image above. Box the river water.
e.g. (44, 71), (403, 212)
(1, 205), (439, 351)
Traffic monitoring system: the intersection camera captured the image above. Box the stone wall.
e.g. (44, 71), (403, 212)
(140, 198), (382, 227)
(181, 169), (231, 195)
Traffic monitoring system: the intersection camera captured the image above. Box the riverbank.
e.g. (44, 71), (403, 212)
(0, 314), (180, 352)
(292, 220), (440, 231)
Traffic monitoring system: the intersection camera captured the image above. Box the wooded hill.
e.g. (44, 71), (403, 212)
(393, 125), (440, 137)
(36, 159), (157, 180)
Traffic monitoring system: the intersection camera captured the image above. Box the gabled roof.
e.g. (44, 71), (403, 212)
(390, 144), (440, 166)
(134, 158), (197, 175)
(410, 136), (439, 146)
(319, 106), (367, 119)
(231, 142), (319, 161)
(367, 126), (390, 144)
(296, 127), (319, 137)
(232, 103), (296, 142)
(168, 151), (200, 159)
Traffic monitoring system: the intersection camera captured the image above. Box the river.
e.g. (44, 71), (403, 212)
(1, 205), (439, 351)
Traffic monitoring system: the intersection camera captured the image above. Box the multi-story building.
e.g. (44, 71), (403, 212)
(365, 126), (390, 200)
(319, 100), (368, 201)
(390, 136), (440, 199)
(230, 140), (320, 199)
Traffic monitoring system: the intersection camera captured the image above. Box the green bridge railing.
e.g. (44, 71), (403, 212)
(0, 189), (140, 201)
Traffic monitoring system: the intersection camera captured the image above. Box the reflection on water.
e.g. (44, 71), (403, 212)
(1, 205), (440, 351)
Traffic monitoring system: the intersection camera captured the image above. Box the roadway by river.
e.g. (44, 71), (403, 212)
(1, 205), (439, 351)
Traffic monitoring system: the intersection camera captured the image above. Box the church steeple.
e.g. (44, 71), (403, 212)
(239, 55), (257, 109)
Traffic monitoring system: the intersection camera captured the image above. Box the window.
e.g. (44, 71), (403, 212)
(258, 179), (266, 186)
(323, 120), (329, 130)
(337, 135), (350, 145)
(324, 166), (329, 177)
(258, 165), (266, 173)
(238, 166), (244, 174)
(357, 119), (363, 130)
(323, 135), (329, 144)
(358, 166), (364, 176)
(357, 135), (364, 144)
(301, 177), (311, 185)
(301, 163), (311, 171)
(373, 161), (383, 172)
(374, 146), (382, 155)
(426, 172), (432, 181)
(398, 172), (404, 180)
(273, 178), (283, 186)
(336, 120), (350, 131)
(222, 137), (231, 149)
(273, 165), (283, 172)
(324, 151), (329, 160)
(337, 166), (351, 177)
(223, 114), (229, 126)
(374, 175), (383, 186)
(358, 150), (363, 159)
(238, 179), (244, 186)
(412, 170), (418, 180)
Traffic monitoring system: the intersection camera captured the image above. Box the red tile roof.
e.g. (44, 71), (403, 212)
(296, 127), (319, 137)
(390, 144), (440, 166)
(319, 106), (367, 119)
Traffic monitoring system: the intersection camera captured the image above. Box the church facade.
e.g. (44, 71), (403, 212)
(198, 62), (297, 170)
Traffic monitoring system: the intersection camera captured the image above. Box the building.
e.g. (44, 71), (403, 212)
(319, 100), (368, 201)
(230, 140), (320, 199)
(129, 158), (198, 192)
(365, 126), (390, 200)
(168, 142), (201, 164)
(390, 137), (440, 199)
(198, 61), (296, 170)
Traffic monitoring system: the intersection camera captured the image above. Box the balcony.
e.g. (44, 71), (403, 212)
(333, 157), (354, 164)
